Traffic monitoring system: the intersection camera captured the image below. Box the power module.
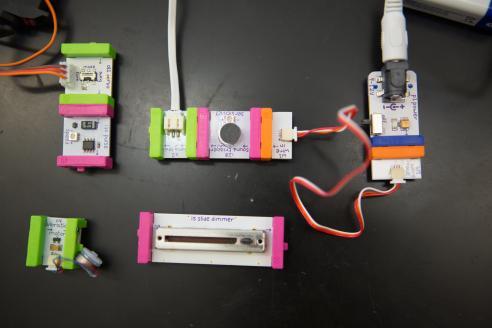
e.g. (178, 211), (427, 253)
(149, 107), (294, 160)
(57, 43), (116, 172)
(368, 0), (425, 183)
(137, 212), (287, 269)
(26, 215), (102, 277)
(368, 70), (424, 182)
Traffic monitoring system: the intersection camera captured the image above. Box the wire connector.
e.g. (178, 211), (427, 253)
(280, 127), (298, 142)
(390, 166), (406, 184)
(164, 111), (185, 137)
(59, 62), (75, 89)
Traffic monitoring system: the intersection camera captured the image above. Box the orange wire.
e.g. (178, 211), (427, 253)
(0, 66), (66, 73)
(0, 69), (65, 79)
(297, 111), (357, 138)
(0, 0), (57, 67)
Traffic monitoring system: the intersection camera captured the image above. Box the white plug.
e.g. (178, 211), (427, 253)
(280, 127), (298, 142)
(164, 111), (185, 137)
(381, 0), (408, 63)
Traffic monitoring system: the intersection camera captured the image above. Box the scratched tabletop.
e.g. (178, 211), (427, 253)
(1, 1), (491, 327)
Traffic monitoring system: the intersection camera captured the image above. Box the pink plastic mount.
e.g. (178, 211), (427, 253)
(196, 108), (210, 160)
(272, 216), (288, 270)
(137, 212), (154, 264)
(249, 107), (262, 160)
(56, 156), (113, 173)
(59, 104), (114, 118)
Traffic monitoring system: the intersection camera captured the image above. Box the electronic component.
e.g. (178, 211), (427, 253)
(399, 117), (411, 129)
(368, 72), (424, 183)
(389, 166), (406, 184)
(137, 212), (288, 269)
(391, 118), (398, 131)
(371, 159), (422, 180)
(26, 215), (102, 277)
(279, 127), (298, 142)
(82, 139), (96, 151)
(371, 113), (384, 135)
(57, 43), (116, 172)
(368, 0), (425, 183)
(219, 122), (241, 147)
(150, 108), (293, 160)
(163, 111), (185, 137)
(150, 0), (293, 161)
(79, 67), (97, 82)
(81, 120), (98, 130)
(50, 244), (62, 252)
(155, 228), (266, 252)
(75, 248), (103, 278)
(68, 131), (79, 141)
(62, 56), (113, 95)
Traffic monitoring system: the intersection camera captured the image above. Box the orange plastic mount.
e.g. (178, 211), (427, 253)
(372, 146), (425, 159)
(260, 108), (273, 161)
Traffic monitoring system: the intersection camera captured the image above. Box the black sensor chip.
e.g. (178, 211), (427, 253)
(82, 140), (96, 151)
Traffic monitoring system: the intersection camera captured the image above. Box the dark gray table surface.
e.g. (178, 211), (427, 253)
(1, 1), (491, 327)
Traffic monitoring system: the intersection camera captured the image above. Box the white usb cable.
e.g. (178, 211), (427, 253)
(381, 0), (408, 63)
(168, 0), (180, 111)
(381, 0), (409, 102)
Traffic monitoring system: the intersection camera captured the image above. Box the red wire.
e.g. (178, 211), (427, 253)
(353, 184), (401, 236)
(289, 105), (374, 238)
(297, 111), (356, 138)
(290, 107), (371, 198)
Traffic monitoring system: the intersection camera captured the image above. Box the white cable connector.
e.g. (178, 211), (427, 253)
(164, 111), (185, 136)
(389, 166), (406, 184)
(168, 0), (180, 111)
(381, 0), (408, 63)
(280, 127), (298, 142)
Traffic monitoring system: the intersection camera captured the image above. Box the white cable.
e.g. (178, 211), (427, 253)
(168, 0), (180, 110)
(355, 184), (400, 228)
(297, 125), (348, 135)
(381, 0), (408, 62)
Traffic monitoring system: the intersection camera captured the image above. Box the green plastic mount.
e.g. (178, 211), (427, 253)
(61, 43), (116, 59)
(149, 108), (164, 159)
(61, 218), (87, 270)
(186, 108), (198, 159)
(59, 94), (115, 107)
(26, 216), (47, 267)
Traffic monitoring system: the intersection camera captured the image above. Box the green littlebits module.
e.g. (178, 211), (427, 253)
(57, 42), (117, 172)
(26, 215), (103, 277)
